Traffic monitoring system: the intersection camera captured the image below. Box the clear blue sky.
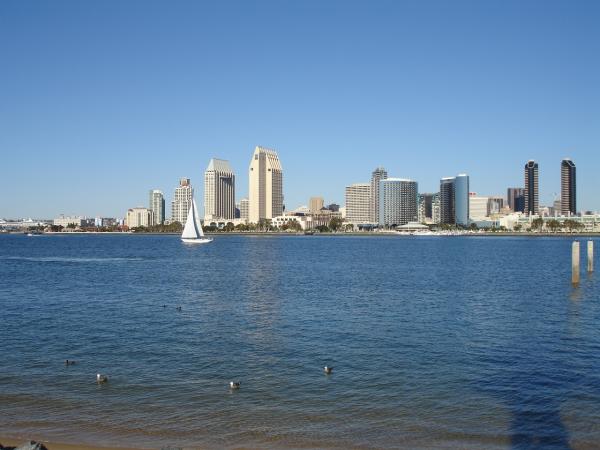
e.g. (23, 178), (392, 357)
(1, 0), (599, 218)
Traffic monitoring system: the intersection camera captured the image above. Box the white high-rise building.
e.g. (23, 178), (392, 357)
(378, 178), (418, 227)
(370, 167), (388, 223)
(240, 198), (249, 222)
(171, 178), (193, 225)
(469, 195), (489, 220)
(148, 190), (165, 225)
(345, 183), (371, 224)
(248, 146), (283, 223)
(204, 158), (235, 222)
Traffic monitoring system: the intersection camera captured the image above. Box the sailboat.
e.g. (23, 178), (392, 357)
(181, 199), (212, 244)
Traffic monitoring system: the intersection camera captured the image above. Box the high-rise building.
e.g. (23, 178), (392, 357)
(126, 207), (154, 228)
(204, 158), (235, 222)
(454, 174), (469, 226)
(239, 198), (249, 222)
(171, 178), (193, 225)
(487, 197), (504, 216)
(419, 193), (435, 221)
(561, 159), (576, 216)
(469, 194), (489, 220)
(370, 167), (388, 223)
(378, 178), (418, 227)
(327, 203), (340, 212)
(248, 146), (283, 223)
(440, 174), (469, 225)
(507, 187), (525, 212)
(440, 177), (455, 225)
(524, 160), (539, 216)
(345, 183), (371, 224)
(309, 196), (324, 213)
(148, 190), (165, 225)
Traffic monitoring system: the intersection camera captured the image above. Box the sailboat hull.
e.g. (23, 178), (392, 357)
(181, 238), (213, 244)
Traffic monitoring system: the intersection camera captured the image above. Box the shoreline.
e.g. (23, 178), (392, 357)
(4, 231), (600, 237)
(0, 437), (152, 450)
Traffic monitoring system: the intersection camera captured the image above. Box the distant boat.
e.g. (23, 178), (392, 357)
(181, 199), (212, 245)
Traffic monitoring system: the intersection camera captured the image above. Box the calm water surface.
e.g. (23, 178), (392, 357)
(1, 234), (600, 449)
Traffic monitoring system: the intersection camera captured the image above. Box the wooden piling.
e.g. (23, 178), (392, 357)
(572, 241), (580, 285)
(588, 241), (594, 273)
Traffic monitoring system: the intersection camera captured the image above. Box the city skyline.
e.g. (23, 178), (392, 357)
(1, 1), (599, 218)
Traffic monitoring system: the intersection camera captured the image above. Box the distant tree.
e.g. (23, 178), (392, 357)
(531, 217), (544, 231)
(225, 222), (235, 232)
(328, 217), (343, 232)
(469, 222), (478, 230)
(564, 219), (583, 233)
(513, 224), (522, 232)
(316, 225), (330, 233)
(66, 223), (76, 229)
(546, 219), (561, 233)
(345, 223), (354, 232)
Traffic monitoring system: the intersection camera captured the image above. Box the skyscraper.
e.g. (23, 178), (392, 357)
(524, 160), (539, 215)
(345, 183), (371, 224)
(378, 178), (418, 227)
(171, 178), (193, 225)
(440, 177), (455, 225)
(439, 174), (469, 226)
(507, 187), (525, 212)
(370, 167), (388, 223)
(204, 158), (235, 222)
(248, 146), (283, 223)
(454, 174), (469, 226)
(561, 159), (576, 216)
(148, 189), (165, 225)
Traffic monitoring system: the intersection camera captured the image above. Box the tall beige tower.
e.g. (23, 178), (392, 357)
(248, 146), (283, 223)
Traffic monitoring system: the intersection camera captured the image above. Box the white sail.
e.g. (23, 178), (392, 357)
(181, 201), (200, 239)
(193, 199), (204, 237)
(181, 197), (212, 244)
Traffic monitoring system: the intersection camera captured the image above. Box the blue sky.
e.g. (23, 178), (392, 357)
(1, 0), (599, 218)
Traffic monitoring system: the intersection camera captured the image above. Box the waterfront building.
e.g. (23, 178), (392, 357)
(507, 187), (525, 212)
(370, 167), (388, 223)
(378, 178), (418, 227)
(148, 190), (165, 225)
(561, 159), (576, 216)
(524, 160), (539, 216)
(487, 197), (504, 216)
(469, 195), (489, 220)
(248, 146), (283, 223)
(439, 174), (469, 225)
(431, 193), (441, 224)
(171, 178), (193, 225)
(454, 174), (469, 226)
(327, 203), (340, 212)
(440, 177), (455, 225)
(309, 196), (324, 213)
(419, 193), (435, 222)
(345, 183), (371, 224)
(126, 207), (154, 228)
(53, 215), (95, 228)
(239, 198), (249, 221)
(204, 158), (235, 222)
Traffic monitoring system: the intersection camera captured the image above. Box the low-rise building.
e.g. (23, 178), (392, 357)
(126, 207), (154, 228)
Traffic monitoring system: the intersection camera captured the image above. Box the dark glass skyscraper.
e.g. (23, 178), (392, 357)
(524, 160), (539, 215)
(440, 177), (455, 225)
(560, 159), (576, 216)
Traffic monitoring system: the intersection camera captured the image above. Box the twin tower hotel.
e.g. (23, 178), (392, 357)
(195, 146), (282, 226)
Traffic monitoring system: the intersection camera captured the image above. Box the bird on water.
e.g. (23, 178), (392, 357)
(64, 359), (76, 366)
(324, 366), (333, 374)
(97, 373), (109, 383)
(229, 381), (241, 389)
